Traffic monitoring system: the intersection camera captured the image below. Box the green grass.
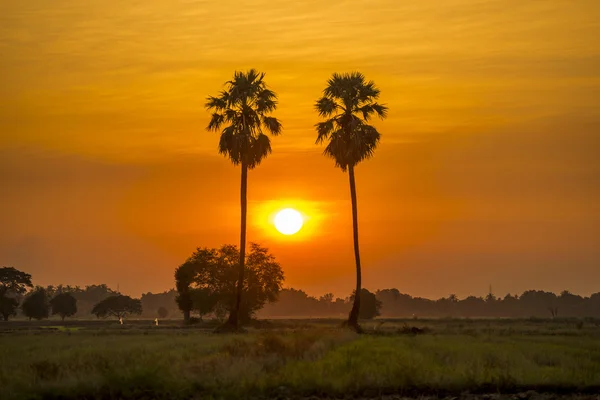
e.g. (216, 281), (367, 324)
(1, 319), (599, 399)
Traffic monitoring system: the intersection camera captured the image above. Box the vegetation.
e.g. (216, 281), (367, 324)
(205, 69), (282, 331)
(50, 292), (78, 321)
(157, 306), (169, 319)
(1, 319), (599, 400)
(91, 295), (142, 320)
(314, 72), (387, 331)
(22, 287), (50, 320)
(175, 243), (284, 324)
(0, 266), (33, 321)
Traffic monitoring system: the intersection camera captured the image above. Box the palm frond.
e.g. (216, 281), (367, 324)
(315, 119), (335, 144)
(262, 116), (282, 136)
(247, 133), (272, 169)
(205, 95), (227, 111)
(315, 97), (339, 117)
(315, 72), (386, 170)
(207, 113), (224, 131)
(206, 69), (281, 167)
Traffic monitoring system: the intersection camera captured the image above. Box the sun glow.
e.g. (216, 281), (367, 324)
(274, 208), (304, 235)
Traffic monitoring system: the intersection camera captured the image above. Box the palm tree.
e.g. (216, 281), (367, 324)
(206, 69), (282, 330)
(314, 72), (387, 331)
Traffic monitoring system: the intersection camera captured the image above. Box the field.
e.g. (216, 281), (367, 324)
(1, 318), (600, 400)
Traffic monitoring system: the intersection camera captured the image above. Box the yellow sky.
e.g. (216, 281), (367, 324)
(1, 0), (599, 298)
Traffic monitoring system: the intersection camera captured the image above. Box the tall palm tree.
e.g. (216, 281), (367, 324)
(206, 69), (282, 330)
(314, 72), (387, 331)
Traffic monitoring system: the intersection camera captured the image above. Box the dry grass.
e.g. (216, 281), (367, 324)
(1, 318), (599, 399)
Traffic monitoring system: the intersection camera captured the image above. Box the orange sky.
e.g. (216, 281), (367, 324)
(1, 0), (599, 298)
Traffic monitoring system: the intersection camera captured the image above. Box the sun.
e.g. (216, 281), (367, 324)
(274, 208), (304, 235)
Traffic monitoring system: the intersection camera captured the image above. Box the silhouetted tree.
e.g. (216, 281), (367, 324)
(91, 295), (142, 320)
(141, 290), (179, 319)
(50, 292), (77, 321)
(175, 243), (284, 324)
(314, 72), (387, 331)
(353, 289), (381, 320)
(0, 266), (33, 321)
(206, 69), (282, 331)
(157, 306), (169, 319)
(70, 284), (116, 317)
(22, 287), (50, 320)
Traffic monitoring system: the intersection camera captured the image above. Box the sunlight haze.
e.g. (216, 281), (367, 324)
(1, 0), (599, 298)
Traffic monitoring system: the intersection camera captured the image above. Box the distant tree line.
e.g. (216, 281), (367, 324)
(3, 266), (599, 322)
(0, 267), (145, 322)
(259, 288), (600, 319)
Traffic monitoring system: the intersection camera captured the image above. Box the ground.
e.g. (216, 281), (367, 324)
(1, 318), (599, 399)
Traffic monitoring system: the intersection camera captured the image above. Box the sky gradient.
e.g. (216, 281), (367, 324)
(1, 0), (599, 298)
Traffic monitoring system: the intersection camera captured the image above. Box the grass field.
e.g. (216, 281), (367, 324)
(1, 318), (600, 399)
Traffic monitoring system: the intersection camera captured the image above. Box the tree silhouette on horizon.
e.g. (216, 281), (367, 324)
(314, 72), (387, 331)
(206, 69), (282, 330)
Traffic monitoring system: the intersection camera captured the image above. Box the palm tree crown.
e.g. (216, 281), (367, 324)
(315, 72), (387, 171)
(206, 69), (282, 168)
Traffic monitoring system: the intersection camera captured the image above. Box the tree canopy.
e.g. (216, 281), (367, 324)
(315, 72), (387, 171)
(91, 295), (142, 320)
(175, 243), (284, 324)
(50, 292), (78, 321)
(22, 287), (50, 320)
(0, 266), (33, 321)
(206, 69), (282, 169)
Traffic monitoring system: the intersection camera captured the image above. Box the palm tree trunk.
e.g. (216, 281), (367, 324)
(347, 165), (362, 331)
(227, 160), (248, 329)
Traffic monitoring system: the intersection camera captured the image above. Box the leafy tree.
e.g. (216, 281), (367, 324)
(50, 292), (78, 321)
(91, 295), (142, 320)
(205, 69), (282, 330)
(157, 306), (169, 319)
(71, 284), (117, 317)
(22, 287), (50, 320)
(141, 290), (178, 318)
(351, 289), (382, 320)
(175, 243), (284, 324)
(0, 266), (33, 321)
(314, 72), (387, 331)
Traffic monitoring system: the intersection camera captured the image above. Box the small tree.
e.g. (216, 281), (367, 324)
(157, 306), (169, 319)
(350, 288), (382, 320)
(91, 295), (142, 320)
(50, 292), (78, 321)
(175, 243), (284, 325)
(22, 288), (50, 320)
(0, 297), (19, 322)
(0, 266), (33, 321)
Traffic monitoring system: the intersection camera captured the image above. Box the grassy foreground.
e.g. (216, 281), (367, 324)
(1, 319), (600, 399)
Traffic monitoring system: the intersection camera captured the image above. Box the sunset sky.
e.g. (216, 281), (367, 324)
(1, 0), (599, 299)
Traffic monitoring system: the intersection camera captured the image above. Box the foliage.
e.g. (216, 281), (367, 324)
(0, 296), (19, 322)
(175, 243), (284, 324)
(0, 266), (33, 295)
(91, 295), (142, 319)
(141, 290), (178, 318)
(50, 292), (78, 321)
(260, 288), (600, 319)
(0, 266), (33, 321)
(355, 289), (382, 319)
(314, 72), (387, 330)
(205, 69), (282, 330)
(205, 69), (282, 169)
(157, 306), (169, 319)
(22, 287), (50, 320)
(314, 72), (387, 171)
